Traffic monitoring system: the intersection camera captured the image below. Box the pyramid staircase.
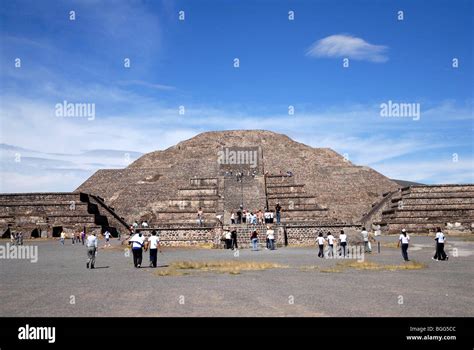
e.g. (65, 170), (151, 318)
(150, 177), (220, 226)
(265, 174), (332, 224)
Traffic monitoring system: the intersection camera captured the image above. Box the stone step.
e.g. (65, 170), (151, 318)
(381, 216), (474, 224)
(405, 185), (474, 193)
(0, 193), (82, 203)
(189, 177), (218, 187)
(267, 194), (314, 199)
(389, 203), (474, 210)
(178, 188), (218, 197)
(390, 198), (474, 206)
(401, 192), (474, 199)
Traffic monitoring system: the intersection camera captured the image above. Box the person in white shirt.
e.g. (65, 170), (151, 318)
(129, 231), (145, 268)
(86, 232), (98, 269)
(104, 230), (111, 247)
(397, 229), (410, 261)
(316, 232), (325, 258)
(60, 231), (66, 245)
(266, 226), (275, 250)
(224, 230), (232, 249)
(230, 211), (235, 224)
(361, 227), (371, 253)
(339, 230), (348, 257)
(141, 221), (149, 228)
(326, 232), (335, 257)
(433, 227), (448, 261)
(245, 211), (251, 224)
(147, 230), (161, 268)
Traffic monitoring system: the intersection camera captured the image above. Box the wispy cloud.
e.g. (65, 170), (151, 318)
(306, 34), (389, 63)
(118, 80), (176, 91)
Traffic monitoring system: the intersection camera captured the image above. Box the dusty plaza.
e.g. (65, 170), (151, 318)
(1, 234), (473, 317)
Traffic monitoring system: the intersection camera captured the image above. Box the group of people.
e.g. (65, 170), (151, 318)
(230, 203), (282, 226)
(70, 231), (86, 245)
(222, 225), (277, 251)
(128, 230), (162, 268)
(316, 230), (348, 258)
(9, 231), (24, 245)
(313, 227), (449, 262)
(131, 220), (149, 229)
(396, 227), (448, 262)
(59, 229), (111, 246)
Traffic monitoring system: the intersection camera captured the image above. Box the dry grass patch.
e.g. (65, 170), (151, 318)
(154, 260), (286, 276)
(320, 260), (426, 273)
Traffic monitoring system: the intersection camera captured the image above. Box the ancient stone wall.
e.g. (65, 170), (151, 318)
(380, 184), (474, 234)
(0, 192), (128, 238)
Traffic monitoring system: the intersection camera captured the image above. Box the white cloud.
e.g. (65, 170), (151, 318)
(0, 89), (471, 191)
(306, 34), (389, 62)
(117, 80), (176, 91)
(373, 158), (474, 184)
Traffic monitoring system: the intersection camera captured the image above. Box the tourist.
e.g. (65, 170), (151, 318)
(132, 221), (139, 229)
(257, 210), (264, 224)
(129, 231), (145, 268)
(237, 207), (243, 224)
(197, 207), (204, 226)
(231, 229), (238, 250)
(86, 232), (98, 269)
(141, 220), (149, 228)
(242, 210), (250, 224)
(60, 230), (65, 245)
(230, 211), (235, 224)
(251, 230), (259, 251)
(266, 226), (275, 250)
(398, 229), (410, 261)
(76, 232), (81, 245)
(147, 230), (161, 268)
(10, 231), (16, 245)
(264, 211), (271, 224)
(224, 230), (232, 249)
(339, 230), (347, 257)
(104, 230), (112, 247)
(81, 230), (86, 245)
(433, 227), (448, 261)
(361, 227), (371, 253)
(275, 203), (282, 224)
(316, 232), (325, 258)
(326, 231), (335, 257)
(71, 232), (75, 245)
(251, 212), (257, 225)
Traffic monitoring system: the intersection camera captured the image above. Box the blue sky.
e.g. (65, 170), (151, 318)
(0, 0), (473, 192)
